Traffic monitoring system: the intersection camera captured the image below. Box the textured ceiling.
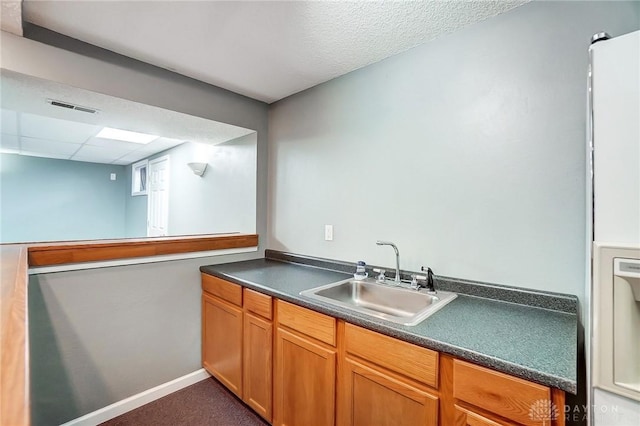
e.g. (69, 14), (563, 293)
(0, 1), (22, 36)
(0, 70), (255, 164)
(22, 0), (528, 103)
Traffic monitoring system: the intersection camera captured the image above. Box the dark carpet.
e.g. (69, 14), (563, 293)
(100, 378), (270, 426)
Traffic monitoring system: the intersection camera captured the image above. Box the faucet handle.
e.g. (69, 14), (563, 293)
(420, 267), (436, 292)
(411, 274), (427, 290)
(373, 268), (386, 282)
(410, 274), (418, 290)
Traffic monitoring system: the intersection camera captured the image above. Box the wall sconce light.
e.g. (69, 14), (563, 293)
(187, 162), (208, 177)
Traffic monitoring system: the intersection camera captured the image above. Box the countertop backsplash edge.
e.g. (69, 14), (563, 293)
(264, 249), (578, 314)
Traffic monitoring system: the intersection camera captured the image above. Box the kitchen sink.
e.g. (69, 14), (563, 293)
(300, 278), (457, 326)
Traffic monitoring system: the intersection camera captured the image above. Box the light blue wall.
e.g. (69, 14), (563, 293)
(0, 153), (127, 242)
(268, 1), (640, 308)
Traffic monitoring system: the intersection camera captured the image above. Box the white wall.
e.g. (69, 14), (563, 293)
(268, 1), (640, 307)
(125, 135), (258, 237)
(161, 134), (257, 236)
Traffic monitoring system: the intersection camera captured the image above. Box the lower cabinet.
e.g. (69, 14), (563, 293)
(243, 312), (273, 421)
(342, 358), (438, 426)
(201, 274), (566, 426)
(201, 274), (273, 423)
(202, 292), (243, 396)
(340, 323), (439, 426)
(274, 327), (336, 426)
(446, 357), (565, 426)
(274, 300), (337, 426)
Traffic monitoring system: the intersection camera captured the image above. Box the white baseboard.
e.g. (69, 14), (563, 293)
(61, 369), (211, 426)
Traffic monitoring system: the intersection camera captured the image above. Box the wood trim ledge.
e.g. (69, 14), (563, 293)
(28, 234), (258, 266)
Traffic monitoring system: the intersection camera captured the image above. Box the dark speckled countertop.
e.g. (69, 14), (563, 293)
(200, 252), (578, 394)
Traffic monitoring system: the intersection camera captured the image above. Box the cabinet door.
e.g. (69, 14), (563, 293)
(274, 327), (336, 426)
(202, 293), (243, 397)
(243, 312), (272, 422)
(342, 358), (438, 426)
(454, 405), (516, 426)
(453, 360), (552, 426)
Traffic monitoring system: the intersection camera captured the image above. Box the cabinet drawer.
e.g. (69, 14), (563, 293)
(201, 273), (242, 306)
(345, 323), (438, 389)
(454, 405), (513, 426)
(244, 288), (273, 320)
(276, 300), (336, 346)
(453, 360), (550, 426)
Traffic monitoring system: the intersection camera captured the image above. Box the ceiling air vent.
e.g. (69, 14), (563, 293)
(46, 99), (99, 114)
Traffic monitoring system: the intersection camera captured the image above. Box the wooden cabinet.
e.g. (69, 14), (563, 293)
(442, 357), (565, 426)
(201, 273), (567, 426)
(274, 301), (337, 426)
(201, 275), (273, 422)
(202, 291), (243, 396)
(341, 357), (438, 426)
(344, 324), (439, 389)
(454, 405), (513, 426)
(277, 299), (336, 345)
(243, 289), (273, 421)
(202, 273), (242, 305)
(340, 324), (439, 426)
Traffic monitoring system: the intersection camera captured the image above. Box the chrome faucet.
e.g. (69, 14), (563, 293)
(376, 240), (401, 284)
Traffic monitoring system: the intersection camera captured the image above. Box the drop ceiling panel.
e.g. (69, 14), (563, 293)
(20, 150), (69, 160)
(1, 71), (256, 165)
(20, 136), (79, 157)
(111, 159), (134, 166)
(85, 136), (149, 151)
(20, 113), (99, 143)
(71, 154), (120, 164)
(72, 144), (132, 161)
(115, 150), (156, 164)
(70, 158), (116, 165)
(134, 137), (185, 153)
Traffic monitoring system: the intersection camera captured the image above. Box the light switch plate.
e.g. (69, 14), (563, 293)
(324, 225), (333, 241)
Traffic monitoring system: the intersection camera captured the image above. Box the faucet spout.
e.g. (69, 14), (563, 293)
(376, 240), (401, 283)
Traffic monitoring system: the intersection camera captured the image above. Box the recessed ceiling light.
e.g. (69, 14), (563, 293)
(96, 127), (158, 144)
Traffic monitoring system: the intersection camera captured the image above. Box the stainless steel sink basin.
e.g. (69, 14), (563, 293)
(300, 278), (457, 326)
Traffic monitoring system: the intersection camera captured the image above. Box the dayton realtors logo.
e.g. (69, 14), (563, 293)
(529, 399), (559, 424)
(530, 401), (623, 423)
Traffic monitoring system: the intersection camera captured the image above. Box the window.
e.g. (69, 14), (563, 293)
(131, 160), (148, 196)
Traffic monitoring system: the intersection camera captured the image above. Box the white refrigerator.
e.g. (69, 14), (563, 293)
(589, 30), (640, 425)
